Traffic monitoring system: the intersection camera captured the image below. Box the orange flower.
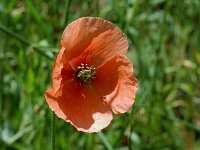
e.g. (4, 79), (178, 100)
(45, 17), (138, 132)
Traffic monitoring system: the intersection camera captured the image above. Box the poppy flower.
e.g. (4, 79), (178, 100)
(45, 17), (138, 132)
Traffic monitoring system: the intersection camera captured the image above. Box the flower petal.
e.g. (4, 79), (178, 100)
(61, 17), (128, 68)
(91, 54), (138, 114)
(45, 88), (66, 119)
(52, 47), (74, 96)
(45, 81), (113, 132)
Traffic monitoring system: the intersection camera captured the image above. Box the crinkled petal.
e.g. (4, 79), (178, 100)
(45, 88), (66, 119)
(61, 17), (128, 68)
(52, 47), (74, 96)
(45, 81), (113, 133)
(91, 54), (138, 114)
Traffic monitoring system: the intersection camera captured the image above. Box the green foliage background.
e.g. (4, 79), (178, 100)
(0, 0), (200, 149)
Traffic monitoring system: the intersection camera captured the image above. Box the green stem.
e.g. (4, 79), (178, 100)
(128, 108), (134, 150)
(97, 132), (113, 150)
(51, 112), (55, 150)
(0, 24), (52, 60)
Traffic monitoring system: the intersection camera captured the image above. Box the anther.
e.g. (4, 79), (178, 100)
(75, 63), (96, 86)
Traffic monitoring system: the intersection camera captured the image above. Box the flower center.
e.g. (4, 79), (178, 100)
(76, 63), (96, 85)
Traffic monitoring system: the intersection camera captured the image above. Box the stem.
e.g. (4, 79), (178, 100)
(128, 108), (134, 150)
(97, 132), (113, 150)
(0, 24), (52, 60)
(51, 112), (55, 150)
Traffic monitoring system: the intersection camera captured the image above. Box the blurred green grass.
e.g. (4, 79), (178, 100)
(0, 0), (200, 149)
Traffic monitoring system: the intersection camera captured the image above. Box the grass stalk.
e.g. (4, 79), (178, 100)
(51, 112), (55, 150)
